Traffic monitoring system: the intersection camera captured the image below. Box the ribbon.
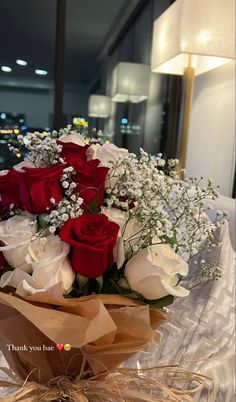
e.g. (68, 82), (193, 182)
(0, 365), (214, 402)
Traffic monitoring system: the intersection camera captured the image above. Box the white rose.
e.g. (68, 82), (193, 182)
(87, 143), (128, 188)
(59, 132), (86, 147)
(0, 235), (75, 297)
(0, 215), (37, 272)
(86, 143), (128, 165)
(0, 170), (9, 176)
(102, 207), (141, 268)
(124, 244), (190, 300)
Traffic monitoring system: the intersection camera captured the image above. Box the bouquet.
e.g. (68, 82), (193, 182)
(0, 127), (226, 401)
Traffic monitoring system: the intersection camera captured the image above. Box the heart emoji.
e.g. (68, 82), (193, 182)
(56, 344), (63, 351)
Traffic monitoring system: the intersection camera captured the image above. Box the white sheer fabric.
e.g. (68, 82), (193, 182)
(125, 223), (235, 402)
(206, 195), (235, 250)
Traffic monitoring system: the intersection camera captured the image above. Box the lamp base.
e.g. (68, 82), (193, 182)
(178, 67), (195, 178)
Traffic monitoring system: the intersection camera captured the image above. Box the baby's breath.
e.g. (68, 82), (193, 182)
(200, 260), (222, 280)
(105, 149), (225, 263)
(45, 166), (83, 231)
(8, 131), (63, 167)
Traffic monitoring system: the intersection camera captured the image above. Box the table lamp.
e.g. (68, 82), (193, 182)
(111, 62), (150, 103)
(88, 95), (111, 118)
(111, 61), (150, 123)
(151, 0), (235, 172)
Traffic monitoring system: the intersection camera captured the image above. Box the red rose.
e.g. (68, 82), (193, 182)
(0, 170), (23, 209)
(60, 213), (119, 278)
(17, 166), (63, 214)
(57, 141), (89, 164)
(72, 160), (109, 211)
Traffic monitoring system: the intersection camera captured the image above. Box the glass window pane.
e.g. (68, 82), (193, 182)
(0, 0), (56, 169)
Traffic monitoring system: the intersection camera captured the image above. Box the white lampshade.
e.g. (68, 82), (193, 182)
(88, 95), (111, 118)
(151, 0), (235, 76)
(111, 62), (150, 103)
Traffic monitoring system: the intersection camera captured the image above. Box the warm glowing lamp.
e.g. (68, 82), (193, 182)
(151, 0), (235, 172)
(88, 95), (111, 118)
(111, 62), (150, 103)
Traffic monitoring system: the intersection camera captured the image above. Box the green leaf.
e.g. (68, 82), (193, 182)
(103, 263), (125, 282)
(87, 194), (99, 213)
(101, 278), (120, 294)
(145, 294), (174, 308)
(38, 214), (48, 230)
(117, 278), (130, 290)
(82, 280), (90, 296)
(101, 278), (142, 300)
(76, 273), (89, 289)
(95, 276), (103, 292)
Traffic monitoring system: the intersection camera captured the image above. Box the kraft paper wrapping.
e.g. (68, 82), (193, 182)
(0, 287), (168, 383)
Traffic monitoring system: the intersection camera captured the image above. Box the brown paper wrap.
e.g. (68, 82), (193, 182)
(0, 289), (168, 383)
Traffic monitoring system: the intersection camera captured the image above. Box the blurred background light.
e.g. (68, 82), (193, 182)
(1, 66), (12, 72)
(35, 69), (48, 75)
(16, 59), (27, 66)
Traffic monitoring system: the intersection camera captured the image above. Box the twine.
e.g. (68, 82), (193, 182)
(0, 365), (214, 402)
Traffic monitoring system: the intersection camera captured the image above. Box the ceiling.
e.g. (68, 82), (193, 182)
(0, 0), (57, 81)
(0, 0), (139, 86)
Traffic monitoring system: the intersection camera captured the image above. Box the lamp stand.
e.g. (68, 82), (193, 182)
(124, 100), (132, 122)
(178, 65), (195, 177)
